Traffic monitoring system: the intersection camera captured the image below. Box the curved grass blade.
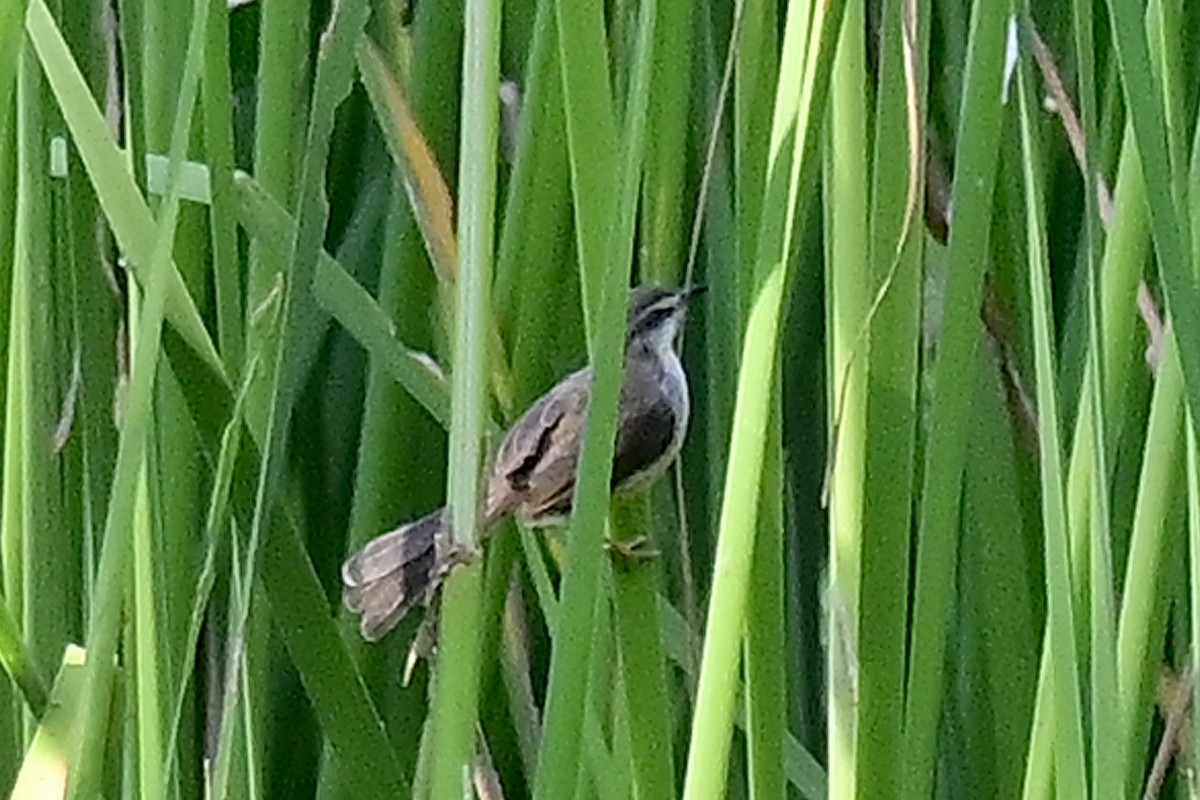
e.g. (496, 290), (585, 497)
(357, 35), (515, 414)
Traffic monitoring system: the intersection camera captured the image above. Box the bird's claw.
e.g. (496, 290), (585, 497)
(605, 534), (659, 569)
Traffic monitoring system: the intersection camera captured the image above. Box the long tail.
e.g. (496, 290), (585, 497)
(342, 508), (448, 642)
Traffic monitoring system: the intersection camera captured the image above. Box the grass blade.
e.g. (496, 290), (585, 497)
(900, 0), (1006, 794)
(428, 0), (502, 793)
(1014, 16), (1087, 797)
(24, 0), (224, 382)
(683, 0), (842, 792)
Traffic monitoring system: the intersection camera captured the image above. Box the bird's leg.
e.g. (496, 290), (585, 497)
(404, 594), (440, 686)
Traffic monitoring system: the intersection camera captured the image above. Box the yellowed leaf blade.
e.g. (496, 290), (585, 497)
(356, 36), (458, 284)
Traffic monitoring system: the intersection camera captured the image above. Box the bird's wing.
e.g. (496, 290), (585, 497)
(486, 367), (591, 523)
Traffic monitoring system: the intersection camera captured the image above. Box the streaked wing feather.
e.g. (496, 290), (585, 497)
(490, 368), (590, 521)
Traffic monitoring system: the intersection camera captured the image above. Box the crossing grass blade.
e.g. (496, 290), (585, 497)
(24, 0), (224, 381)
(58, 0), (208, 788)
(233, 173), (452, 429)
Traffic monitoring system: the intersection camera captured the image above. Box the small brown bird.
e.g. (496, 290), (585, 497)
(342, 285), (701, 642)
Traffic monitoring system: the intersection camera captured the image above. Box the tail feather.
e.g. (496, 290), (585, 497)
(342, 508), (445, 642)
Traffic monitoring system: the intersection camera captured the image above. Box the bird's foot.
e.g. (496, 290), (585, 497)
(605, 534), (659, 570)
(431, 530), (481, 584)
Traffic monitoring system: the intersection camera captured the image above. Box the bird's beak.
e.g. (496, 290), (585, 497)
(683, 284), (706, 303)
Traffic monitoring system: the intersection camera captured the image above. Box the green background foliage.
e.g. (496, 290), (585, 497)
(1, 0), (1199, 798)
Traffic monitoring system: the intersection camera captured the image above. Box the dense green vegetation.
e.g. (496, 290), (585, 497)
(1, 0), (1200, 797)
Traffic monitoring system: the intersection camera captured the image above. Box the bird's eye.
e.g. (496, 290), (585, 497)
(642, 306), (673, 331)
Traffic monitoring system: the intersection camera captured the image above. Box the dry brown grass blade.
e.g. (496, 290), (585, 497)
(981, 278), (1039, 458)
(356, 35), (518, 413)
(1144, 663), (1195, 800)
(357, 35), (458, 284)
(1030, 27), (1115, 228)
(896, 0), (924, 261)
(1137, 281), (1166, 373)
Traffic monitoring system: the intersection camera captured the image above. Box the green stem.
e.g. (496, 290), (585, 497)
(430, 0), (502, 794)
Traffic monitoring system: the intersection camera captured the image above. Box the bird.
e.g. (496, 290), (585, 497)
(341, 285), (702, 643)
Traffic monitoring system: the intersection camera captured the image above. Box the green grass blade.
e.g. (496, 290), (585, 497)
(960, 343), (1038, 798)
(1106, 0), (1200, 490)
(743, 399), (787, 799)
(0, 604), (44, 720)
(162, 334), (412, 797)
(900, 0), (1006, 795)
(62, 0), (208, 786)
(602, 2), (678, 797)
(493, 0), (576, 407)
(428, 0), (502, 793)
(639, 0), (692, 284)
(685, 270), (785, 800)
(222, 5), (372, 799)
(733, 0), (778, 300)
(611, 497), (676, 800)
(682, 0), (842, 793)
(245, 0), (308, 427)
(856, 0), (927, 789)
(0, 0), (27, 114)
(24, 0), (224, 382)
(823, 0), (868, 791)
(0, 47), (51, 726)
(160, 353), (260, 795)
(1190, 418), (1200, 791)
(131, 8), (216, 795)
(528, 0), (624, 794)
(547, 0), (613, 327)
(1014, 17), (1087, 798)
(201, 0), (243, 372)
(9, 646), (87, 798)
(1114, 332), (1184, 795)
(1187, 70), (1200, 790)
(1071, 0), (1120, 790)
